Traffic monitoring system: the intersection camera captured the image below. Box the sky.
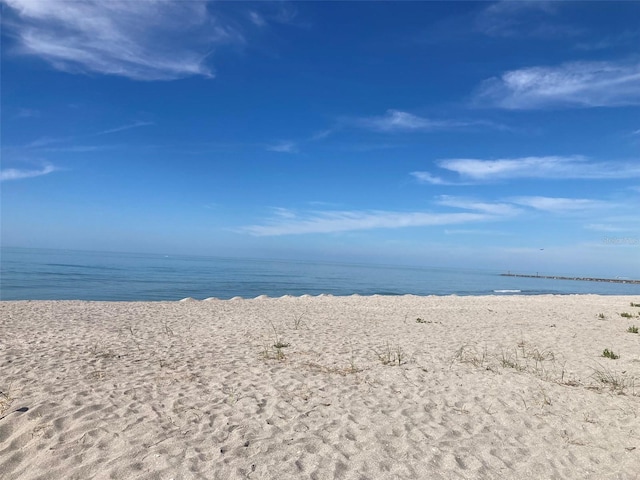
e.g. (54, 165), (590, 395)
(1, 0), (639, 277)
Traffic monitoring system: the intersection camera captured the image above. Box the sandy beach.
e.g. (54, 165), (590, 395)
(1, 295), (639, 479)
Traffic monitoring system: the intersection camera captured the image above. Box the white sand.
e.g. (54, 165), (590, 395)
(1, 295), (639, 479)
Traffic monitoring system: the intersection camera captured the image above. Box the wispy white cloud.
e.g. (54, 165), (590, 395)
(475, 1), (580, 39)
(264, 128), (333, 154)
(271, 4), (299, 26)
(25, 121), (154, 149)
(352, 110), (483, 132)
(426, 156), (640, 181)
(240, 209), (492, 236)
(266, 141), (298, 153)
(410, 171), (466, 186)
(437, 194), (613, 216)
(38, 145), (114, 153)
(444, 229), (511, 236)
(307, 201), (342, 208)
(584, 223), (636, 233)
(436, 195), (521, 216)
(270, 207), (297, 219)
(575, 30), (640, 51)
(3, 0), (243, 81)
(355, 110), (451, 132)
(289, 111), (505, 151)
(16, 108), (41, 119)
(0, 164), (56, 182)
(247, 3), (299, 27)
(26, 137), (63, 148)
(474, 60), (640, 109)
(309, 129), (334, 141)
(334, 142), (400, 153)
(511, 196), (609, 213)
(96, 121), (154, 136)
(248, 11), (266, 27)
(411, 0), (575, 46)
(238, 191), (627, 236)
(438, 156), (584, 180)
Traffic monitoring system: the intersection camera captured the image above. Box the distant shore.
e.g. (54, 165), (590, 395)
(501, 273), (640, 284)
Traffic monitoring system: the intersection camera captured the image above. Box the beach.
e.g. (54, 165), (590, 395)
(1, 295), (639, 479)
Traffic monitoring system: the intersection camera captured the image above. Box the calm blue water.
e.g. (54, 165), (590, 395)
(1, 247), (638, 301)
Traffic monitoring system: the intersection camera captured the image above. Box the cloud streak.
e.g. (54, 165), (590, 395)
(95, 121), (154, 136)
(266, 141), (298, 153)
(474, 60), (640, 109)
(444, 229), (511, 236)
(351, 110), (501, 133)
(241, 209), (493, 236)
(511, 196), (609, 213)
(239, 191), (611, 236)
(575, 30), (640, 51)
(24, 121), (154, 149)
(354, 110), (462, 132)
(276, 110), (507, 153)
(3, 0), (243, 81)
(413, 156), (640, 183)
(16, 108), (41, 119)
(410, 171), (465, 186)
(1, 164), (56, 182)
(436, 195), (521, 216)
(475, 1), (580, 39)
(584, 223), (636, 233)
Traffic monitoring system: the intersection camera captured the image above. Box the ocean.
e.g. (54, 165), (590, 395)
(1, 247), (638, 301)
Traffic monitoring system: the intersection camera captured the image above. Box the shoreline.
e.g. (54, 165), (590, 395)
(1, 290), (639, 303)
(1, 295), (639, 479)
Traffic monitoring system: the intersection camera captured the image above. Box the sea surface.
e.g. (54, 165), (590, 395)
(1, 247), (638, 301)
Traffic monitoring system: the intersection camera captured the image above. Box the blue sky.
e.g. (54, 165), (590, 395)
(1, 0), (639, 277)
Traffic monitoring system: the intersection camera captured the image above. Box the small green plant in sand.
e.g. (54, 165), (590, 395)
(630, 302), (640, 307)
(597, 313), (606, 319)
(292, 311), (306, 330)
(620, 312), (635, 318)
(222, 386), (240, 405)
(347, 354), (360, 374)
(416, 317), (427, 324)
(262, 341), (288, 360)
(375, 341), (406, 366)
(501, 352), (523, 371)
(262, 321), (290, 360)
(602, 348), (619, 360)
(627, 325), (639, 334)
(270, 338), (290, 360)
(269, 320), (288, 346)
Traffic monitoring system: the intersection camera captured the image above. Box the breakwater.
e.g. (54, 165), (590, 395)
(501, 273), (640, 284)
